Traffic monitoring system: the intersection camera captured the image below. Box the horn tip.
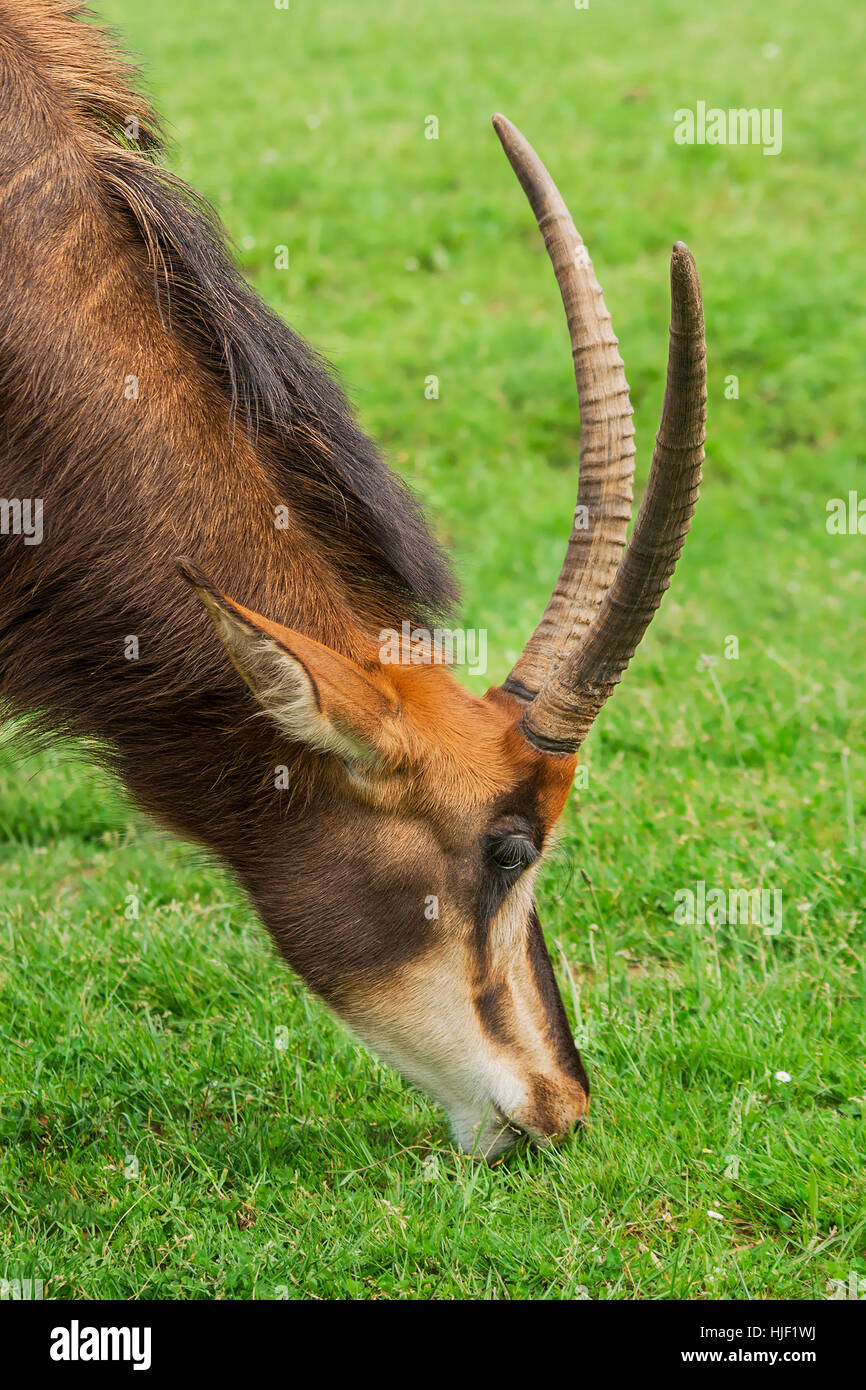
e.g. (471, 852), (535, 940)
(670, 241), (703, 309)
(491, 112), (515, 145)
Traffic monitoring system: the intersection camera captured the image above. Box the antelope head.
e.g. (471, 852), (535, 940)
(182, 117), (706, 1158)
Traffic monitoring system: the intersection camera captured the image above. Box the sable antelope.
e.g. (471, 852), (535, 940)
(0, 3), (705, 1157)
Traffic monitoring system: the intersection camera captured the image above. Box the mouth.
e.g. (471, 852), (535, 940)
(491, 1106), (529, 1150)
(449, 1103), (518, 1160)
(454, 1104), (556, 1161)
(458, 1099), (589, 1161)
(479, 1113), (527, 1161)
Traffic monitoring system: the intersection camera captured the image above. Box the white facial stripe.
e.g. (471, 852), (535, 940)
(488, 863), (540, 956)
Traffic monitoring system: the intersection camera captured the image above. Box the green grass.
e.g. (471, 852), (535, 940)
(1, 0), (864, 1299)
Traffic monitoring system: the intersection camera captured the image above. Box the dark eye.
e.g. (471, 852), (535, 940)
(486, 833), (538, 876)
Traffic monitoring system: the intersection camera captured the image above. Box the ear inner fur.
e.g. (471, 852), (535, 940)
(178, 557), (404, 763)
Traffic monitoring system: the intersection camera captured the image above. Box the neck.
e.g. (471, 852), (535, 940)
(0, 1), (454, 871)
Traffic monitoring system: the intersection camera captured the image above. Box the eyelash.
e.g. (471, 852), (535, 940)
(487, 835), (538, 875)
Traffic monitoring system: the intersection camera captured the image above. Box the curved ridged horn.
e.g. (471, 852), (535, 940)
(492, 114), (635, 702)
(521, 241), (706, 754)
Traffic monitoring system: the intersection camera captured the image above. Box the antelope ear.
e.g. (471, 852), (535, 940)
(177, 559), (404, 765)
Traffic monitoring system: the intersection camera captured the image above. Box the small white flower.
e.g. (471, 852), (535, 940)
(775, 1070), (792, 1083)
(707, 1210), (725, 1221)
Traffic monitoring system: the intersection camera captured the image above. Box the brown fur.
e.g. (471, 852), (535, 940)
(0, 2), (588, 1152)
(0, 2), (453, 826)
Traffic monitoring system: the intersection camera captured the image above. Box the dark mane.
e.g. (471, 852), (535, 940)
(21, 2), (458, 624)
